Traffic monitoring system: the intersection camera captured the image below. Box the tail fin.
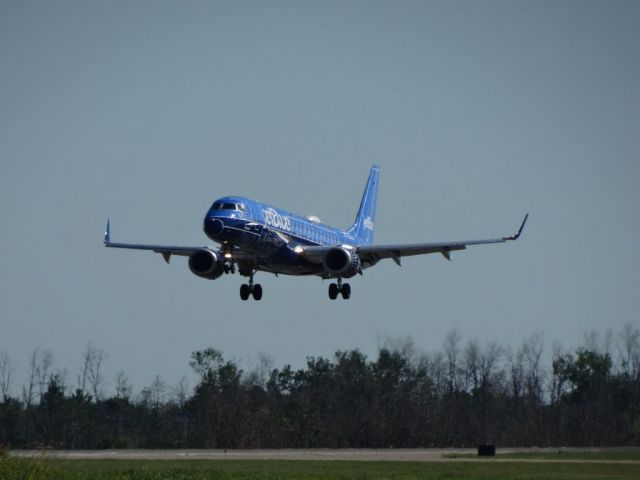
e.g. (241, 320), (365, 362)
(347, 165), (380, 245)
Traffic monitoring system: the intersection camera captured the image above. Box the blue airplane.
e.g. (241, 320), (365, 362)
(105, 165), (527, 300)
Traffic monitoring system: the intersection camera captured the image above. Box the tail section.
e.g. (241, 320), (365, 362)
(347, 165), (380, 245)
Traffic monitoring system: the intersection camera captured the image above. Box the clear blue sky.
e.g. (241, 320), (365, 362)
(1, 1), (639, 394)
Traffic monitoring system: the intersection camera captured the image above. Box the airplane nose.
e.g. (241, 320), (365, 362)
(204, 217), (224, 237)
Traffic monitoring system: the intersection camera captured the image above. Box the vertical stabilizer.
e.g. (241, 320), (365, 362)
(348, 165), (380, 245)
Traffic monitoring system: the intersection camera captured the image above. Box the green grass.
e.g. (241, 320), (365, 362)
(444, 448), (640, 462)
(1, 457), (639, 480)
(499, 449), (640, 462)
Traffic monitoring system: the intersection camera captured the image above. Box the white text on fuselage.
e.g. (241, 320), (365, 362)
(263, 207), (292, 232)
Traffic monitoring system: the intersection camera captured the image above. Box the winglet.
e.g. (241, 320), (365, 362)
(503, 214), (529, 241)
(104, 219), (111, 245)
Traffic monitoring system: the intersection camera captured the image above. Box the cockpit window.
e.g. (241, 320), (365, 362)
(211, 202), (246, 212)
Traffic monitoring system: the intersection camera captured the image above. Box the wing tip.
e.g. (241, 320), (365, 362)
(504, 213), (529, 241)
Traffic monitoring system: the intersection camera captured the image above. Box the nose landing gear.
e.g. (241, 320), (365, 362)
(240, 271), (262, 301)
(328, 278), (351, 300)
(222, 244), (236, 274)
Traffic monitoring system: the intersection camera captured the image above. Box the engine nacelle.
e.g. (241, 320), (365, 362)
(323, 247), (361, 278)
(188, 249), (225, 280)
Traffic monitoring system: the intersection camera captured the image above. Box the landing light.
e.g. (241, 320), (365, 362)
(294, 246), (304, 254)
(224, 253), (232, 259)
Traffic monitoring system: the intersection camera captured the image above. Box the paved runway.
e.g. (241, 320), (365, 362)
(12, 448), (449, 461)
(10, 448), (640, 464)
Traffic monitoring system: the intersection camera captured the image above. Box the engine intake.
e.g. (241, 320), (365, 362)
(323, 247), (360, 278)
(188, 249), (225, 280)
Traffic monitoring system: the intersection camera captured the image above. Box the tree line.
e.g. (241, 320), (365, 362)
(0, 326), (639, 449)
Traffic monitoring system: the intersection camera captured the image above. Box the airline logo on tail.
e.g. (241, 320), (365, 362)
(363, 217), (375, 231)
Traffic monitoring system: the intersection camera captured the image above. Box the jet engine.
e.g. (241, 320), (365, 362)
(188, 249), (225, 280)
(323, 247), (361, 278)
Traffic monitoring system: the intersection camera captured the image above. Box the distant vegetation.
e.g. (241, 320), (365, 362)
(0, 325), (639, 449)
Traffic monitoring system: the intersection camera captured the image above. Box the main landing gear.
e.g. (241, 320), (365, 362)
(328, 278), (351, 300)
(240, 271), (262, 301)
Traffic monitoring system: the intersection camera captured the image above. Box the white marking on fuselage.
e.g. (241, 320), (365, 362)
(241, 202), (356, 247)
(262, 207), (292, 232)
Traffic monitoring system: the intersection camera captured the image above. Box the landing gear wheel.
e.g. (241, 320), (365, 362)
(252, 284), (263, 301)
(240, 270), (262, 301)
(341, 283), (351, 300)
(328, 283), (339, 300)
(240, 284), (250, 301)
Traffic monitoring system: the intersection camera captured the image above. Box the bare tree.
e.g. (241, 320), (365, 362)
(243, 352), (274, 388)
(170, 375), (190, 407)
(522, 333), (545, 404)
(115, 371), (132, 400)
(618, 322), (640, 379)
(479, 341), (503, 392)
(0, 351), (12, 402)
(256, 352), (274, 388)
(582, 330), (601, 353)
(463, 339), (481, 392)
(54, 368), (70, 395)
(384, 336), (417, 365)
(36, 350), (54, 402)
(423, 351), (447, 396)
(149, 374), (167, 409)
(78, 343), (108, 400)
(443, 329), (462, 393)
(505, 345), (525, 400)
(603, 329), (614, 357)
(78, 345), (92, 393)
(23, 349), (38, 407)
(88, 346), (107, 401)
(463, 340), (503, 393)
(22, 349), (52, 407)
(549, 341), (566, 405)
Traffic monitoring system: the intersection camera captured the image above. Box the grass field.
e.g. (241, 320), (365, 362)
(444, 448), (640, 462)
(499, 448), (640, 462)
(2, 455), (639, 480)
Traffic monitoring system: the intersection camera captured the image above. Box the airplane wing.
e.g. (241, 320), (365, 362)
(357, 214), (528, 266)
(104, 219), (259, 265)
(298, 214), (528, 267)
(103, 220), (204, 262)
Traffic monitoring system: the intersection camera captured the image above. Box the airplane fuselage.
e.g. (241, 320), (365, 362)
(203, 196), (362, 277)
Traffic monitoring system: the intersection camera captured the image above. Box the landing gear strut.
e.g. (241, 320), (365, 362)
(328, 278), (351, 300)
(240, 271), (262, 301)
(222, 245), (236, 274)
